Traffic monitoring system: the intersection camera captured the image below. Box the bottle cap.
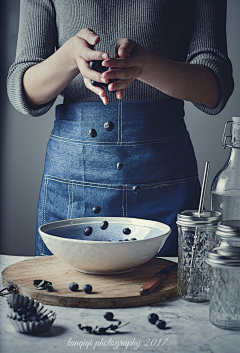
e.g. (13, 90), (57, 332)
(232, 116), (240, 123)
(176, 210), (222, 227)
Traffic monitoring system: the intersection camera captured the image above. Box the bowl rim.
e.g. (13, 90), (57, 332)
(39, 216), (171, 245)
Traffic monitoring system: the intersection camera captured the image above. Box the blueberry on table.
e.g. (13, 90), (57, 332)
(124, 239), (129, 241)
(69, 282), (79, 291)
(82, 284), (92, 294)
(148, 313), (159, 324)
(93, 206), (101, 214)
(100, 220), (109, 230)
(84, 227), (93, 236)
(89, 128), (97, 138)
(130, 238), (137, 241)
(104, 311), (114, 321)
(123, 228), (131, 235)
(155, 319), (166, 329)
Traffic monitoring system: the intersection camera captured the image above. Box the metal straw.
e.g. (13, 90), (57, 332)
(197, 161), (210, 216)
(190, 161), (210, 267)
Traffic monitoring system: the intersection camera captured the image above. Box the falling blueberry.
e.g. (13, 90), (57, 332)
(82, 284), (92, 294)
(104, 312), (114, 321)
(104, 121), (114, 132)
(155, 320), (166, 329)
(84, 227), (93, 236)
(117, 162), (124, 170)
(69, 282), (79, 292)
(100, 221), (109, 230)
(148, 313), (159, 324)
(89, 129), (97, 138)
(93, 206), (101, 214)
(132, 185), (141, 193)
(123, 228), (131, 235)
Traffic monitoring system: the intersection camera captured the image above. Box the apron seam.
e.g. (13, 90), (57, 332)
(50, 133), (189, 146)
(41, 176), (49, 255)
(122, 184), (125, 217)
(44, 174), (198, 189)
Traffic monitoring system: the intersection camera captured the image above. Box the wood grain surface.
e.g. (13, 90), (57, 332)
(1, 256), (178, 308)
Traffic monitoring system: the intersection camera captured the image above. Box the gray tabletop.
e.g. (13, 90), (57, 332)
(0, 255), (239, 353)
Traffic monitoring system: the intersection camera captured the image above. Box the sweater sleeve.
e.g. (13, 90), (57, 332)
(186, 0), (234, 115)
(7, 0), (58, 117)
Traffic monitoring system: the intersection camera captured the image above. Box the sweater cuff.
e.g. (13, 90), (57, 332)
(186, 49), (234, 115)
(7, 62), (56, 117)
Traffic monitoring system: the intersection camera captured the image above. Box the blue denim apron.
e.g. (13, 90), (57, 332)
(36, 98), (201, 256)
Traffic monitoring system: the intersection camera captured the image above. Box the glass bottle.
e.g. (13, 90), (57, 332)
(211, 116), (240, 221)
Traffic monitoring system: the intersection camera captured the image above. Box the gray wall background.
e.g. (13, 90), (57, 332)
(1, 0), (240, 255)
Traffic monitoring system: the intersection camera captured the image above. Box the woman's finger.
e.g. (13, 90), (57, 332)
(102, 67), (141, 81)
(72, 36), (109, 61)
(76, 28), (100, 46)
(108, 78), (135, 92)
(84, 78), (108, 105)
(76, 57), (109, 84)
(115, 38), (138, 57)
(116, 89), (126, 100)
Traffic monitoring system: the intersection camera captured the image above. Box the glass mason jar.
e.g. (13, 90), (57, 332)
(211, 117), (240, 221)
(177, 210), (222, 302)
(207, 247), (240, 330)
(216, 220), (240, 248)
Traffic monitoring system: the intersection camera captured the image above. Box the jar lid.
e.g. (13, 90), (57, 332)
(217, 220), (240, 240)
(206, 246), (240, 267)
(176, 210), (222, 227)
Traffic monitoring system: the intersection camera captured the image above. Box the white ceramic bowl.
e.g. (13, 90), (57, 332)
(39, 217), (171, 275)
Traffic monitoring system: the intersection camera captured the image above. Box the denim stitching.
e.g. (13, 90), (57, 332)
(120, 101), (123, 146)
(70, 181), (74, 219)
(122, 184), (125, 217)
(67, 182), (71, 219)
(41, 176), (49, 255)
(140, 178), (197, 190)
(117, 101), (120, 145)
(45, 175), (123, 190)
(50, 134), (189, 146)
(44, 174), (198, 190)
(125, 184), (128, 217)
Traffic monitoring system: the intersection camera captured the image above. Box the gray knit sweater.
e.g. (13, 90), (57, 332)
(7, 0), (234, 117)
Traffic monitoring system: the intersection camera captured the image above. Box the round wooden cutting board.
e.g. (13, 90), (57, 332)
(1, 256), (178, 308)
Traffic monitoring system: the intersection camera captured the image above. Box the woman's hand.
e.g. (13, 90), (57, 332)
(71, 28), (111, 104)
(101, 38), (145, 100)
